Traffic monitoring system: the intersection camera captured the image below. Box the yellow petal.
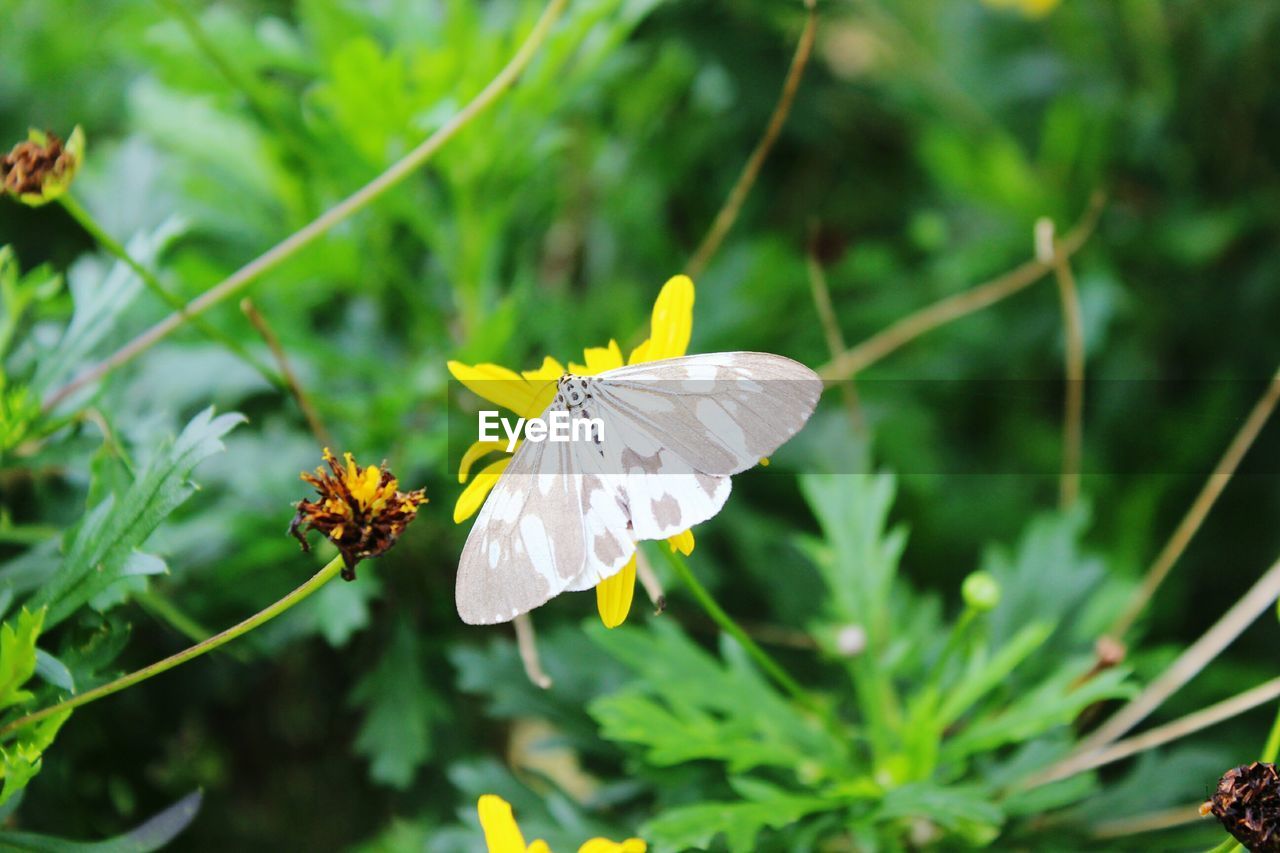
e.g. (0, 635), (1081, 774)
(758, 457), (770, 467)
(529, 842), (553, 853)
(596, 556), (637, 629)
(521, 354), (566, 382)
(477, 795), (528, 853)
(454, 457), (511, 523)
(666, 529), (694, 555)
(459, 439), (510, 484)
(634, 275), (694, 363)
(449, 361), (545, 418)
(570, 340), (625, 376)
(626, 338), (651, 365)
(578, 839), (647, 853)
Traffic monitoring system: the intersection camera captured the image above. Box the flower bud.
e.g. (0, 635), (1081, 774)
(961, 571), (1001, 612)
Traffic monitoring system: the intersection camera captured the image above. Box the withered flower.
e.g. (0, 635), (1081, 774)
(290, 449), (428, 580)
(1201, 762), (1280, 852)
(1, 127), (84, 206)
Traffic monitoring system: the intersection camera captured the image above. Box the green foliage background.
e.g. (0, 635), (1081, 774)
(1, 0), (1279, 849)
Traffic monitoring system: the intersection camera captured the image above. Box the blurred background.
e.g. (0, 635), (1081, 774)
(2, 0), (1279, 849)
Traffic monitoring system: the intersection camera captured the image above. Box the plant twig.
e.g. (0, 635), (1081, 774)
(58, 194), (283, 389)
(1037, 217), (1085, 509)
(513, 613), (552, 689)
(1091, 804), (1206, 840)
(240, 298), (332, 447)
(684, 0), (817, 279)
(1031, 676), (1280, 788)
(1029, 555), (1280, 787)
(634, 550), (666, 614)
(1107, 362), (1280, 640)
(806, 228), (864, 433)
(42, 0), (571, 412)
(818, 192), (1106, 381)
(0, 555), (345, 739)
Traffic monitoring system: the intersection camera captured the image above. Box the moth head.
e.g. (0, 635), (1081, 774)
(557, 374), (590, 407)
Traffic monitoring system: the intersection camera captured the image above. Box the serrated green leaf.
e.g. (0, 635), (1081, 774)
(0, 709), (70, 807)
(349, 620), (436, 789)
(0, 608), (44, 712)
(28, 408), (244, 628)
(588, 621), (851, 780)
(644, 784), (832, 853)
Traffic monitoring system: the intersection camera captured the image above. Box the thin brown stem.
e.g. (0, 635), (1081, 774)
(818, 192), (1106, 381)
(1108, 362), (1280, 640)
(684, 0), (817, 279)
(1031, 676), (1280, 789)
(1037, 217), (1086, 510)
(634, 550), (666, 614)
(1030, 555), (1280, 787)
(41, 0), (570, 412)
(513, 613), (552, 690)
(1090, 804), (1206, 840)
(806, 230), (864, 434)
(240, 298), (332, 447)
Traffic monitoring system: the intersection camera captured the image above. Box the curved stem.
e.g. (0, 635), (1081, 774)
(42, 0), (570, 412)
(58, 194), (284, 389)
(818, 192), (1105, 382)
(684, 0), (817, 279)
(659, 547), (819, 715)
(0, 555), (345, 739)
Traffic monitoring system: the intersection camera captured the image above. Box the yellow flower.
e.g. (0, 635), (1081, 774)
(477, 794), (645, 853)
(1, 127), (84, 207)
(449, 275), (698, 628)
(982, 0), (1060, 18)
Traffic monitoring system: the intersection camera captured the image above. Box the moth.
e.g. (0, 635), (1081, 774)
(456, 352), (822, 624)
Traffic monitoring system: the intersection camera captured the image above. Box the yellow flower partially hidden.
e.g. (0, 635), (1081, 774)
(982, 0), (1060, 18)
(449, 275), (698, 629)
(478, 795), (645, 853)
(1, 126), (84, 207)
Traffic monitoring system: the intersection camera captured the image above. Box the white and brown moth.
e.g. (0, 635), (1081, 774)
(456, 352), (822, 624)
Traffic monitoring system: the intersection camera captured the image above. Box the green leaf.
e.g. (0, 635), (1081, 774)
(797, 472), (906, 641)
(878, 782), (1005, 847)
(0, 608), (44, 712)
(0, 710), (70, 807)
(644, 782), (832, 853)
(0, 789), (202, 851)
(28, 408), (245, 628)
(349, 619), (436, 789)
(588, 621), (851, 780)
(31, 220), (185, 398)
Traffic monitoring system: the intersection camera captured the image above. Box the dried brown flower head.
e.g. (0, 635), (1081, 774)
(1202, 762), (1280, 852)
(1, 127), (84, 206)
(290, 449), (427, 580)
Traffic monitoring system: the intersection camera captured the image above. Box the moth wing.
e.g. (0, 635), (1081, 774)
(590, 397), (733, 542)
(561, 439), (638, 592)
(455, 426), (589, 625)
(594, 352), (822, 476)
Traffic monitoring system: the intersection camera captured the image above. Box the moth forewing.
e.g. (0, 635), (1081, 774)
(455, 424), (590, 624)
(593, 352), (822, 476)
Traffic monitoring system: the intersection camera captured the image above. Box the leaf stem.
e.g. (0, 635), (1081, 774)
(659, 546), (819, 715)
(1037, 217), (1085, 510)
(56, 194), (284, 389)
(42, 0), (570, 412)
(0, 555), (344, 739)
